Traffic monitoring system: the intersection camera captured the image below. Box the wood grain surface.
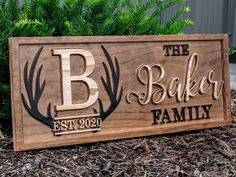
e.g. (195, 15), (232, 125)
(9, 34), (232, 151)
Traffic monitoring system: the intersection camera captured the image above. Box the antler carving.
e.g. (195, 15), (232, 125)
(22, 45), (122, 127)
(97, 45), (123, 121)
(21, 47), (54, 129)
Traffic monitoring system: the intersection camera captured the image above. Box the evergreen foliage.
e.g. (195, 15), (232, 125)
(0, 0), (193, 120)
(230, 48), (236, 55)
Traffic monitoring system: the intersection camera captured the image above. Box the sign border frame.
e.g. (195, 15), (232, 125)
(9, 34), (232, 151)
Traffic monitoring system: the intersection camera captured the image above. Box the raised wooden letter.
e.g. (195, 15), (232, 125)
(52, 49), (99, 111)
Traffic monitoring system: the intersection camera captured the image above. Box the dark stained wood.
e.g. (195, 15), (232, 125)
(9, 34), (232, 151)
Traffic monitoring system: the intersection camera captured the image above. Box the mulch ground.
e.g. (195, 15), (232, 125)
(0, 93), (236, 177)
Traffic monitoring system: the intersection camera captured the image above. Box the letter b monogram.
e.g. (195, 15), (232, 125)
(53, 49), (99, 111)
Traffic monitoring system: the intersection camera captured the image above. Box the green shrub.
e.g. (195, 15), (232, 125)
(230, 48), (236, 55)
(0, 0), (193, 120)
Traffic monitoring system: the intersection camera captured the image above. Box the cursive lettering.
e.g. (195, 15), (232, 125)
(126, 53), (224, 105)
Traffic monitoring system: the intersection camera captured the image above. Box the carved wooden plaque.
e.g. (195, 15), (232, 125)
(9, 35), (232, 151)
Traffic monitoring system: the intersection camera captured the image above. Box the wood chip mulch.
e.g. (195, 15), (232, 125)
(0, 91), (236, 177)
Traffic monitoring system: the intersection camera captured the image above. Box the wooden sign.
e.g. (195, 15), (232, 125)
(9, 35), (232, 151)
